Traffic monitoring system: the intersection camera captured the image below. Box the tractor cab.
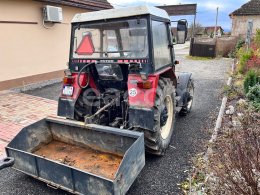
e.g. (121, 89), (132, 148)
(68, 6), (187, 74)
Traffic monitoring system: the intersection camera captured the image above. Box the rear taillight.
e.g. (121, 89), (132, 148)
(137, 81), (152, 89)
(63, 77), (74, 85)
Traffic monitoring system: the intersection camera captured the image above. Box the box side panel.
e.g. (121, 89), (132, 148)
(7, 120), (52, 152)
(7, 149), (115, 195)
(114, 134), (145, 194)
(37, 158), (74, 189)
(73, 169), (114, 195)
(7, 149), (38, 176)
(49, 122), (136, 156)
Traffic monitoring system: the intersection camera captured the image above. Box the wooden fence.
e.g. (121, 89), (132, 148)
(189, 38), (216, 58)
(189, 36), (238, 58)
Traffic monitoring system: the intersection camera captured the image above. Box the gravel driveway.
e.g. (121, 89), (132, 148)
(0, 53), (232, 194)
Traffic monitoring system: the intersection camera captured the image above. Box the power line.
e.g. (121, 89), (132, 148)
(214, 7), (219, 38)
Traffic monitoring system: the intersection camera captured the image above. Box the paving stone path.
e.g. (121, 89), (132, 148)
(0, 91), (57, 157)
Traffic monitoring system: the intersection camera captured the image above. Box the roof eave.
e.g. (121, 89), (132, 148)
(231, 13), (260, 16)
(34, 0), (113, 11)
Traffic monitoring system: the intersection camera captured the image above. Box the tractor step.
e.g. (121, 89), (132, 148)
(5, 117), (145, 195)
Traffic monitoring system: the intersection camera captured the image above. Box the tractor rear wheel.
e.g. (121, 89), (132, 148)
(144, 78), (176, 156)
(74, 89), (97, 121)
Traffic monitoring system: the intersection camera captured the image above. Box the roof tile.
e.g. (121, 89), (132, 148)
(230, 0), (260, 16)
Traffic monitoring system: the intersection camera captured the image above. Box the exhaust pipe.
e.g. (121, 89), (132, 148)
(0, 157), (14, 170)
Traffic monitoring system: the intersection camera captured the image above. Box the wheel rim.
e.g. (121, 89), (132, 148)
(160, 95), (174, 140)
(187, 83), (194, 110)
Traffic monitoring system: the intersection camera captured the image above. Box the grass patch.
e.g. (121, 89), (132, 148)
(186, 55), (213, 60)
(180, 153), (207, 194)
(233, 74), (244, 88)
(223, 84), (244, 100)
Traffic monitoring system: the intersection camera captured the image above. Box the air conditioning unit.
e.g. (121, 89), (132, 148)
(43, 5), (63, 23)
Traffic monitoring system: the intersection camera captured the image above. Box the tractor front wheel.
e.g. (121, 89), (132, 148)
(180, 79), (194, 116)
(144, 78), (176, 156)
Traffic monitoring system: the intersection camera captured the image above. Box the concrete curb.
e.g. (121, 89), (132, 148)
(208, 59), (235, 144)
(205, 59), (235, 159)
(209, 96), (228, 143)
(11, 78), (62, 93)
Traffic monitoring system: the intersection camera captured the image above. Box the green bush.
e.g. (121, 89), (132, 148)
(238, 49), (253, 73)
(228, 51), (236, 59)
(255, 29), (260, 48)
(244, 70), (260, 93)
(236, 39), (245, 52)
(228, 39), (245, 59)
(246, 84), (260, 111)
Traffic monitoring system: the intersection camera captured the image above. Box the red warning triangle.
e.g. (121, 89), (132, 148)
(76, 35), (95, 55)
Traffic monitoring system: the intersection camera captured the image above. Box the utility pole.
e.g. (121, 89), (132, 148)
(214, 7), (219, 38)
(192, 12), (197, 38)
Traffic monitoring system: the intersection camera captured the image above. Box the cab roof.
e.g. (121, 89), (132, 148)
(72, 5), (170, 23)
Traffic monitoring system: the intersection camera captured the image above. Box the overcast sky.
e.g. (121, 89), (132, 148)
(107, 0), (250, 31)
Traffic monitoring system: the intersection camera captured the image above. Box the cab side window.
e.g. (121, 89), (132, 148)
(152, 21), (171, 70)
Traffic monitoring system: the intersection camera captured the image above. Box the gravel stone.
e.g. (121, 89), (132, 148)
(225, 105), (235, 115)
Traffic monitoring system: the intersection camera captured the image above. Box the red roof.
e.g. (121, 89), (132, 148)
(36, 0), (113, 11)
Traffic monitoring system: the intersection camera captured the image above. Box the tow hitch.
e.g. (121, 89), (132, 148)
(0, 157), (14, 170)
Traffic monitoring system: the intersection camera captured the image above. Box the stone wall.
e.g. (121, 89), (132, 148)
(231, 15), (260, 37)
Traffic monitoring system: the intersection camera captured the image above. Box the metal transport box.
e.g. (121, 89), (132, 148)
(5, 117), (145, 195)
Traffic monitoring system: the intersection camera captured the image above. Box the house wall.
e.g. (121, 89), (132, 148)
(216, 36), (238, 57)
(0, 0), (89, 90)
(231, 15), (260, 37)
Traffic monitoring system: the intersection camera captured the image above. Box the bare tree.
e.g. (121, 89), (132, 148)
(188, 22), (204, 38)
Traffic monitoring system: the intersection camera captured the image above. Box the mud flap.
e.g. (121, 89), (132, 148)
(175, 72), (192, 107)
(57, 98), (76, 119)
(128, 107), (155, 131)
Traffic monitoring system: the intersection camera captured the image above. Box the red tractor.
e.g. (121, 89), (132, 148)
(58, 6), (194, 155)
(0, 6), (195, 195)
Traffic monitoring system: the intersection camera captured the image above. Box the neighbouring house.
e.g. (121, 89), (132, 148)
(229, 0), (260, 37)
(182, 26), (223, 38)
(204, 26), (224, 37)
(0, 0), (112, 90)
(171, 27), (177, 36)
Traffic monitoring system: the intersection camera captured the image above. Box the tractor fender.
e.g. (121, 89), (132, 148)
(160, 67), (178, 88)
(175, 72), (192, 107)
